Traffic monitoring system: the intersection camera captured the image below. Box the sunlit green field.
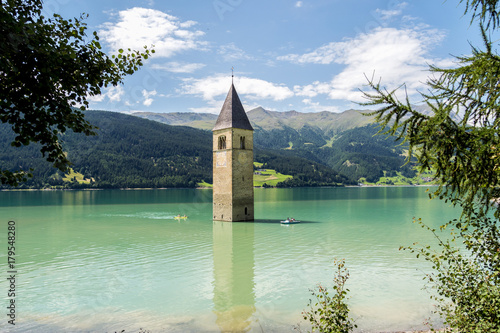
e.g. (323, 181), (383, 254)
(253, 162), (292, 187)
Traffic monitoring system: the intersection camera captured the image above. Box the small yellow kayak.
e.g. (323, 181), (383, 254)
(175, 215), (188, 219)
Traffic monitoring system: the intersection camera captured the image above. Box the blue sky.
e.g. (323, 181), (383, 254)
(44, 0), (482, 114)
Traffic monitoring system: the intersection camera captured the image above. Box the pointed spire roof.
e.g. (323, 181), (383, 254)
(212, 83), (253, 131)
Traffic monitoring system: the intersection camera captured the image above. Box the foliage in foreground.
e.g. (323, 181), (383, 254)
(362, 0), (500, 331)
(300, 259), (356, 333)
(405, 211), (500, 332)
(0, 0), (153, 186)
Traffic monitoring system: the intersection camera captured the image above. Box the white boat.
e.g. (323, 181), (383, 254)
(280, 218), (300, 224)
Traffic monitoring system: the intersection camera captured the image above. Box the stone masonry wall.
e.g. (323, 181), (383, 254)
(213, 128), (254, 221)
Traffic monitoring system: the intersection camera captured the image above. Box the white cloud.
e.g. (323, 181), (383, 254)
(294, 81), (332, 97)
(108, 86), (125, 102)
(283, 26), (451, 103)
(151, 62), (206, 73)
(87, 85), (125, 104)
(301, 98), (341, 113)
(218, 43), (254, 62)
(277, 40), (345, 64)
(375, 9), (401, 20)
(142, 89), (157, 106)
(180, 74), (294, 104)
(86, 93), (106, 103)
(187, 106), (222, 114)
(375, 2), (408, 21)
(179, 20), (197, 28)
(189, 102), (262, 114)
(99, 7), (207, 58)
(295, 1), (303, 8)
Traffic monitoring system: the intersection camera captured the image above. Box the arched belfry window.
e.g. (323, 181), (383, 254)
(218, 136), (226, 150)
(240, 136), (245, 149)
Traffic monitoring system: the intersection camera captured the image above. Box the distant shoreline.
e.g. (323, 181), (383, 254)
(0, 184), (438, 192)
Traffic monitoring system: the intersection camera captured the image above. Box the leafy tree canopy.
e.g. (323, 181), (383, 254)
(0, 0), (153, 185)
(363, 0), (500, 219)
(362, 0), (500, 330)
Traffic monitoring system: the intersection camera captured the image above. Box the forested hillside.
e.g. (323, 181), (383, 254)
(254, 125), (416, 184)
(0, 111), (212, 188)
(135, 107), (376, 150)
(316, 125), (416, 182)
(255, 149), (354, 187)
(132, 111), (217, 130)
(245, 109), (418, 183)
(0, 111), (351, 189)
(133, 108), (416, 183)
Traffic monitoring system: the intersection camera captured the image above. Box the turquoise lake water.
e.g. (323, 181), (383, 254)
(0, 187), (460, 332)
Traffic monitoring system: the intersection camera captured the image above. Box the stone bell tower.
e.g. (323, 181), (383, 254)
(212, 82), (254, 222)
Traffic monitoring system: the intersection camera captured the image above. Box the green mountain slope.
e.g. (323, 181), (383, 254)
(252, 125), (417, 184)
(131, 108), (419, 184)
(316, 125), (417, 183)
(234, 108), (414, 183)
(132, 111), (217, 130)
(249, 107), (373, 133)
(243, 109), (418, 183)
(0, 111), (350, 189)
(133, 107), (376, 150)
(255, 148), (354, 187)
(0, 111), (213, 188)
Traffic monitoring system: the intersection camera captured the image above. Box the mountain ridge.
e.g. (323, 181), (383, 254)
(0, 111), (351, 189)
(132, 107), (375, 134)
(129, 107), (419, 184)
(0, 106), (437, 189)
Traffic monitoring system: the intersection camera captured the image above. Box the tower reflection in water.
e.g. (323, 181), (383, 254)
(212, 221), (256, 332)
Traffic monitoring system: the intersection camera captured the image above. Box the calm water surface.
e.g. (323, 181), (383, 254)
(0, 187), (460, 332)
